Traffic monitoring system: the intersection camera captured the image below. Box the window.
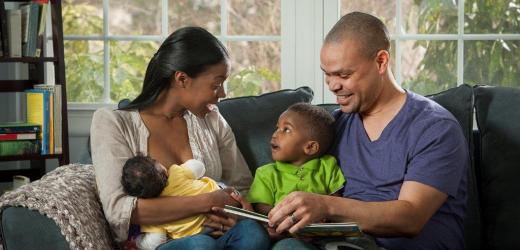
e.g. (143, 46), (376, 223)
(61, 0), (281, 105)
(339, 0), (520, 95)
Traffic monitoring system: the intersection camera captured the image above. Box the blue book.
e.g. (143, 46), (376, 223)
(0, 122), (41, 134)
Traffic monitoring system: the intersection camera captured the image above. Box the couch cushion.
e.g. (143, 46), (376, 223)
(217, 87), (313, 173)
(426, 84), (481, 250)
(474, 85), (520, 249)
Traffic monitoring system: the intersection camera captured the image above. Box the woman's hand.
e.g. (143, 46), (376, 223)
(268, 191), (329, 234)
(208, 188), (241, 208)
(204, 211), (237, 237)
(204, 188), (250, 237)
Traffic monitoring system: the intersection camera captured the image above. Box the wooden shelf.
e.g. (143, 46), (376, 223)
(0, 57), (57, 63)
(0, 80), (39, 92)
(0, 154), (63, 162)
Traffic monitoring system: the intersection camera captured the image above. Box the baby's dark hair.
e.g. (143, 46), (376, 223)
(287, 102), (335, 156)
(121, 154), (167, 198)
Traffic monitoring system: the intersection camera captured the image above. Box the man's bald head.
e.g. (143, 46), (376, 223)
(325, 12), (390, 59)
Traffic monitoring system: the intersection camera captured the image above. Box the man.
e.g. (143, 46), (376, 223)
(268, 12), (468, 250)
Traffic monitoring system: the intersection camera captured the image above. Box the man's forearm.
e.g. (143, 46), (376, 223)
(322, 195), (425, 237)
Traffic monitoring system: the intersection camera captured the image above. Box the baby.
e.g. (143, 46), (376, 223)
(121, 155), (219, 250)
(247, 102), (345, 219)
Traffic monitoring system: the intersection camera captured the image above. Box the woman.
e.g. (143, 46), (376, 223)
(90, 27), (269, 249)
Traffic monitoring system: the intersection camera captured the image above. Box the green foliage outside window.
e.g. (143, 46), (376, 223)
(63, 1), (103, 102)
(402, 0), (520, 95)
(227, 66), (281, 97)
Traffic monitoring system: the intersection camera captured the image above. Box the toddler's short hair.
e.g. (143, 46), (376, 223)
(121, 154), (167, 198)
(287, 102), (335, 156)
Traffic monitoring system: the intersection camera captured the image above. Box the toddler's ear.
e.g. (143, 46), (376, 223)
(303, 141), (320, 156)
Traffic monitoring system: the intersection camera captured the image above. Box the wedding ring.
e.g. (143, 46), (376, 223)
(220, 224), (224, 231)
(290, 213), (297, 224)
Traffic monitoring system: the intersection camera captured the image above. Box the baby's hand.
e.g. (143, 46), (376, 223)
(184, 159), (205, 179)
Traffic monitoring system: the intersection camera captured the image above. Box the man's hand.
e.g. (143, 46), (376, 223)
(268, 191), (329, 234)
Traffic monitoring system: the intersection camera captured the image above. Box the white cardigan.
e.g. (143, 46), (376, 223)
(90, 106), (252, 242)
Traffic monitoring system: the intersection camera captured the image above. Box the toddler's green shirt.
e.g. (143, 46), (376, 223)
(247, 154), (345, 206)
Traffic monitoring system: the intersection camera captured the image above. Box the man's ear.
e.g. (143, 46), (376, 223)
(303, 141), (320, 156)
(375, 50), (390, 74)
(173, 71), (190, 88)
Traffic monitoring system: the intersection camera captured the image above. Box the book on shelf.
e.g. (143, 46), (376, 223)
(0, 140), (40, 156)
(26, 89), (51, 155)
(21, 2), (40, 57)
(6, 8), (22, 57)
(0, 133), (37, 141)
(34, 0), (48, 57)
(34, 84), (61, 153)
(222, 205), (363, 238)
(0, 0), (48, 57)
(0, 122), (40, 134)
(0, 0), (8, 56)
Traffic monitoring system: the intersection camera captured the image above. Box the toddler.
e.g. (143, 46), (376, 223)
(247, 102), (345, 218)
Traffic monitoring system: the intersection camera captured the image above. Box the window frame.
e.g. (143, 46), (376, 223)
(61, 0), (281, 110)
(55, 0), (520, 109)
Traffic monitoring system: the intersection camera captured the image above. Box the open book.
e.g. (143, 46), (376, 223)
(223, 205), (363, 237)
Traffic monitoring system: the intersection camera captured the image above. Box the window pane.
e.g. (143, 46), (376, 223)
(464, 40), (520, 87)
(63, 0), (103, 35)
(340, 0), (395, 34)
(109, 41), (159, 103)
(169, 0), (220, 35)
(401, 40), (457, 95)
(226, 41), (281, 98)
(109, 0), (161, 35)
(65, 40), (104, 103)
(389, 40), (396, 73)
(402, 0), (458, 34)
(465, 1), (520, 34)
(228, 0), (281, 35)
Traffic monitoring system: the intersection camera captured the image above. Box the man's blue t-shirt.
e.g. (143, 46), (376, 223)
(332, 91), (468, 250)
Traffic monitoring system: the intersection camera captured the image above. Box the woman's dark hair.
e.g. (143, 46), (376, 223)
(120, 27), (229, 110)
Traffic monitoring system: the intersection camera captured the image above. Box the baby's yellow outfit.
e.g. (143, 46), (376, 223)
(141, 162), (219, 239)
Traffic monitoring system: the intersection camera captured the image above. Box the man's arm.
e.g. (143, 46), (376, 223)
(268, 181), (447, 237)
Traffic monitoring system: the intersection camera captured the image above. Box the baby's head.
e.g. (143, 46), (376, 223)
(121, 154), (168, 198)
(271, 102), (335, 165)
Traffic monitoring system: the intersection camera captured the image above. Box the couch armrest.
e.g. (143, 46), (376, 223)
(0, 164), (116, 249)
(1, 206), (69, 250)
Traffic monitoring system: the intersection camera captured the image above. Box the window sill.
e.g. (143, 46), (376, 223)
(67, 103), (117, 111)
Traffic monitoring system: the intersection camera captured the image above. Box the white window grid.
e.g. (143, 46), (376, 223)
(63, 0), (281, 108)
(337, 0), (520, 86)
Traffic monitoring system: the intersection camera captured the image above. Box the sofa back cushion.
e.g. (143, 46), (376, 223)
(474, 85), (520, 249)
(217, 87), (314, 173)
(426, 84), (481, 250)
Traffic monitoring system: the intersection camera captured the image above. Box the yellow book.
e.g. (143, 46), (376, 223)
(26, 89), (50, 154)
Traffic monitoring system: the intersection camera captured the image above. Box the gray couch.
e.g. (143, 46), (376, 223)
(1, 85), (520, 249)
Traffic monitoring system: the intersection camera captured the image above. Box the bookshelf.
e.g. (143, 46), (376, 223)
(0, 0), (69, 182)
